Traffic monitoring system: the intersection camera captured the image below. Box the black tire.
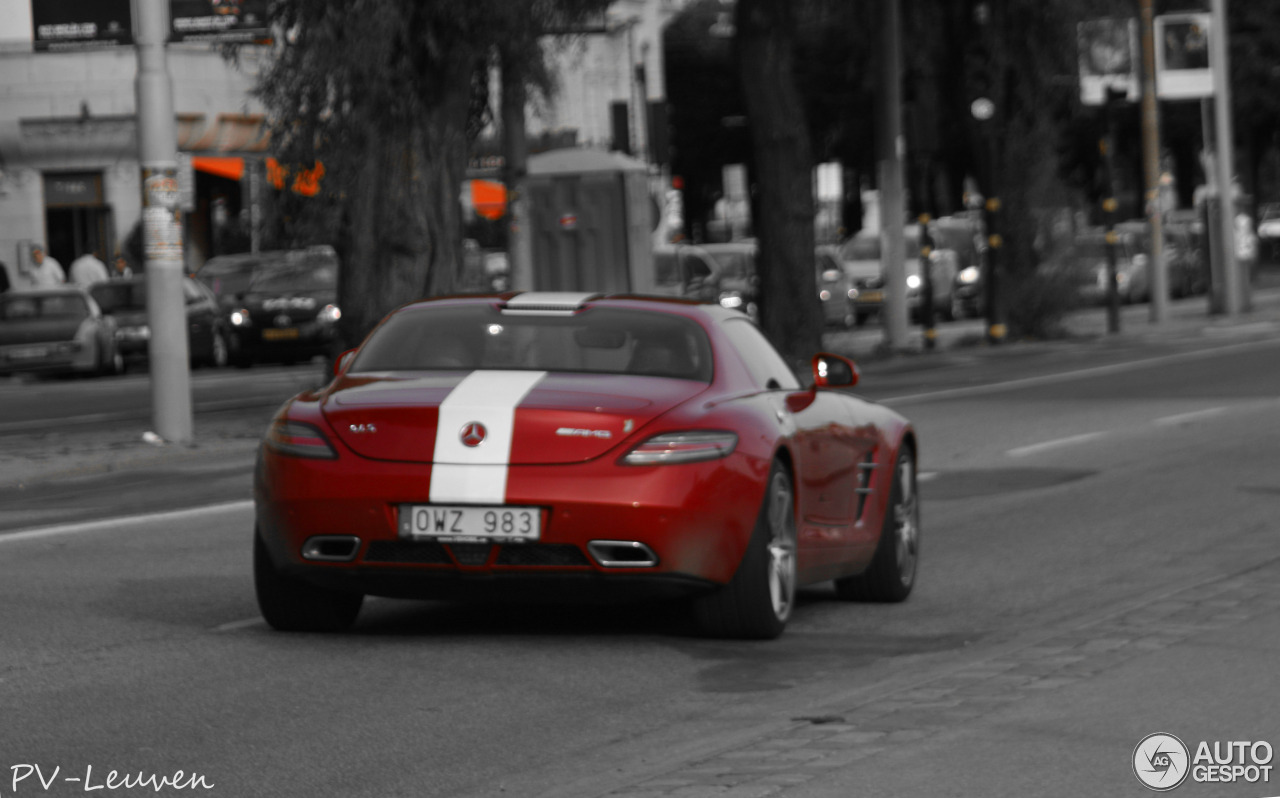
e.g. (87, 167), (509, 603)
(692, 461), (797, 640)
(254, 531), (363, 632)
(834, 446), (919, 603)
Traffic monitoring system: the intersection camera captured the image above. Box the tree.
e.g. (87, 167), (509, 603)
(253, 0), (608, 352)
(735, 0), (825, 363)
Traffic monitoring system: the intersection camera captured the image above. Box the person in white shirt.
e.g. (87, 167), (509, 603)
(69, 249), (110, 286)
(28, 244), (65, 288)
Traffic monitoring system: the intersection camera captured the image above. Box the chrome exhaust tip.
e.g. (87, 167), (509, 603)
(301, 535), (361, 562)
(588, 540), (659, 568)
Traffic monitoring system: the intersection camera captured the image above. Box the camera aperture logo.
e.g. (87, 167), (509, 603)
(1133, 732), (1275, 791)
(1134, 733), (1190, 791)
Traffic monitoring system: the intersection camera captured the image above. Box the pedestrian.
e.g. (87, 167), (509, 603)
(28, 244), (65, 288)
(69, 248), (110, 287)
(112, 251), (134, 279)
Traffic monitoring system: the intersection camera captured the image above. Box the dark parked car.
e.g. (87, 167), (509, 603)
(197, 247), (341, 367)
(0, 288), (122, 377)
(89, 276), (229, 370)
(842, 227), (959, 324)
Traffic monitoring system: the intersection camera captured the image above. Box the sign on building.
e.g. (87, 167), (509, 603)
(170, 0), (269, 42)
(1154, 13), (1213, 100)
(1078, 18), (1139, 106)
(32, 0), (132, 51)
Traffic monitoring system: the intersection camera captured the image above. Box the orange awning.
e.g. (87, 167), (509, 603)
(192, 156), (245, 181)
(470, 179), (507, 220)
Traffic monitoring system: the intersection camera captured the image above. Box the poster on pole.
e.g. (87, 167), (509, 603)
(170, 0), (270, 42)
(32, 0), (132, 51)
(1155, 13), (1213, 100)
(1078, 18), (1140, 106)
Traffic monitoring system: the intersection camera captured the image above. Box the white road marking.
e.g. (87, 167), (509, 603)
(213, 617), (266, 633)
(917, 471), (940, 482)
(1153, 406), (1228, 426)
(1006, 432), (1107, 458)
(0, 500), (253, 544)
(879, 337), (1280, 406)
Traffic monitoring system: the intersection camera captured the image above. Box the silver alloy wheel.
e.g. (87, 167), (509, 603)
(766, 469), (797, 621)
(893, 453), (920, 587)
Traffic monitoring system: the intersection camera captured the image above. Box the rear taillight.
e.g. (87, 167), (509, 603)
(620, 431), (738, 465)
(265, 420), (338, 459)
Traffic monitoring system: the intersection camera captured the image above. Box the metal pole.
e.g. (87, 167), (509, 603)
(501, 47), (534, 291)
(134, 0), (193, 443)
(1139, 0), (1168, 323)
(1210, 0), (1241, 316)
(1102, 93), (1121, 334)
(879, 0), (908, 348)
(1202, 97), (1224, 314)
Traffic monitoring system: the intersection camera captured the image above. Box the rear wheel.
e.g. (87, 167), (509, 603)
(693, 462), (797, 639)
(835, 447), (919, 602)
(254, 531), (363, 632)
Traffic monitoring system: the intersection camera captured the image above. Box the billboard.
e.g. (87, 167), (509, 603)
(1155, 13), (1213, 100)
(170, 0), (269, 42)
(1078, 18), (1139, 106)
(31, 0), (132, 51)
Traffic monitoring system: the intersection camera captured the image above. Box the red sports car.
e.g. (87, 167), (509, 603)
(254, 292), (919, 639)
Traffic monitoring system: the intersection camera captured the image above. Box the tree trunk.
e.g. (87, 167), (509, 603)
(336, 53), (474, 352)
(735, 0), (824, 366)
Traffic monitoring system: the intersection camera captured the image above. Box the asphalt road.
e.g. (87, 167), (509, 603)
(2, 333), (1278, 797)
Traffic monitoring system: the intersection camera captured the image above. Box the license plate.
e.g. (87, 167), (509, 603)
(262, 327), (299, 340)
(857, 291), (883, 304)
(399, 504), (541, 542)
(6, 346), (50, 360)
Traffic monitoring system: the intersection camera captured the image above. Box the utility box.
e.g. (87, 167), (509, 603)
(524, 148), (653, 294)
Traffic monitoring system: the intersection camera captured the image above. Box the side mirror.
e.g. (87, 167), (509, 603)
(811, 353), (858, 389)
(333, 348), (357, 377)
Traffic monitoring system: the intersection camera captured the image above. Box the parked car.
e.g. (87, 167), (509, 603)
(0, 288), (122, 377)
(89, 276), (230, 370)
(253, 292), (920, 638)
(1164, 210), (1209, 298)
(652, 243), (720, 302)
(1073, 225), (1150, 305)
(932, 215), (986, 319)
(701, 241), (760, 317)
(816, 245), (858, 328)
(841, 227), (958, 324)
(197, 246), (341, 367)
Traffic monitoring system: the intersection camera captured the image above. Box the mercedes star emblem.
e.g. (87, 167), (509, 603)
(460, 421), (487, 447)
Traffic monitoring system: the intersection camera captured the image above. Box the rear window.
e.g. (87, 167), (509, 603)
(353, 305), (714, 382)
(90, 281), (147, 312)
(0, 294), (89, 321)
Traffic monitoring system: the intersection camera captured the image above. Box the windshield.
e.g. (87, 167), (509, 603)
(705, 249), (754, 279)
(249, 259), (338, 294)
(353, 305), (714, 382)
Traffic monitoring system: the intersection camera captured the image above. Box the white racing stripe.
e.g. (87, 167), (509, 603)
(429, 370), (547, 504)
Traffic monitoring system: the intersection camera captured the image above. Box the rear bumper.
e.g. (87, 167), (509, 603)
(255, 444), (771, 597)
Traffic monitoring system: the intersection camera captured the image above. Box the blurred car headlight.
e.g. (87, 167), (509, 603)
(620, 431), (738, 465)
(318, 304), (342, 324)
(230, 309), (252, 327)
(821, 269), (840, 282)
(906, 274), (922, 290)
(958, 266), (980, 284)
(719, 291), (743, 309)
(1132, 254), (1149, 268)
(819, 289), (831, 301)
(847, 288), (858, 299)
